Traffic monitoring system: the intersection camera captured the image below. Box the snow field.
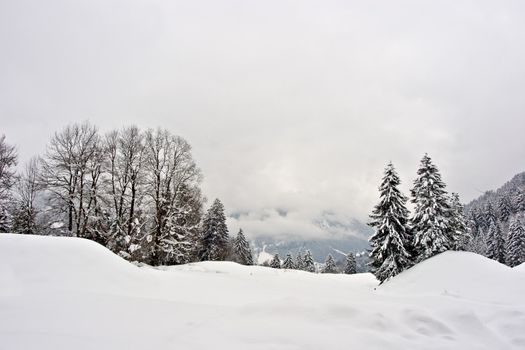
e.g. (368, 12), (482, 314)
(1, 234), (524, 350)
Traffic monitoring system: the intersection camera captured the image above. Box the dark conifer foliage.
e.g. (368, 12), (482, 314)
(344, 252), (357, 274)
(282, 253), (295, 269)
(295, 252), (304, 270)
(486, 219), (505, 264)
(232, 229), (254, 265)
(410, 155), (453, 260)
(270, 254), (281, 269)
(303, 250), (316, 273)
(506, 217), (525, 267)
(199, 199), (230, 261)
(322, 254), (337, 273)
(449, 193), (470, 250)
(368, 162), (412, 283)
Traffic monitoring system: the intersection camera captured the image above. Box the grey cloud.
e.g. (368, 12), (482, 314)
(1, 0), (525, 239)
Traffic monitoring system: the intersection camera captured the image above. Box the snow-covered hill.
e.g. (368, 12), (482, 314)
(1, 234), (524, 349)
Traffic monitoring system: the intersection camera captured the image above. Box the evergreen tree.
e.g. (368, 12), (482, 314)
(411, 154), (453, 261)
(506, 217), (525, 267)
(232, 229), (253, 265)
(514, 189), (525, 213)
(344, 252), (357, 274)
(199, 198), (229, 261)
(467, 229), (489, 256)
(368, 162), (412, 283)
(295, 252), (304, 270)
(303, 250), (316, 272)
(270, 254), (281, 268)
(449, 193), (469, 250)
(0, 203), (11, 233)
(498, 195), (512, 223)
(486, 219), (505, 264)
(11, 204), (38, 235)
(322, 254), (337, 273)
(282, 252), (295, 269)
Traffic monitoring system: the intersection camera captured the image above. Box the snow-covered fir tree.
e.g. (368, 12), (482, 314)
(199, 198), (229, 261)
(270, 254), (281, 268)
(303, 250), (316, 273)
(322, 254), (337, 273)
(449, 192), (470, 250)
(0, 204), (11, 233)
(232, 229), (253, 265)
(282, 252), (295, 269)
(295, 252), (304, 270)
(486, 219), (505, 264)
(368, 162), (412, 283)
(410, 154), (453, 261)
(514, 189), (525, 212)
(506, 217), (525, 267)
(498, 196), (512, 223)
(344, 252), (357, 274)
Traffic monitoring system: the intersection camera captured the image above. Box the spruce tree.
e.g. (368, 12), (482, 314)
(411, 154), (453, 261)
(270, 254), (281, 269)
(322, 254), (337, 273)
(506, 217), (525, 267)
(282, 252), (295, 269)
(232, 229), (253, 265)
(486, 219), (505, 264)
(368, 162), (412, 283)
(0, 203), (11, 233)
(449, 193), (469, 250)
(498, 195), (512, 223)
(295, 252), (304, 270)
(199, 198), (229, 261)
(514, 189), (525, 212)
(303, 250), (316, 272)
(344, 252), (357, 274)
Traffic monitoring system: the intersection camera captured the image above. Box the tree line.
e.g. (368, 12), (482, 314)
(262, 250), (358, 274)
(0, 123), (253, 266)
(464, 173), (525, 268)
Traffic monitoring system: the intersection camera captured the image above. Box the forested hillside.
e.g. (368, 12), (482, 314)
(465, 171), (525, 266)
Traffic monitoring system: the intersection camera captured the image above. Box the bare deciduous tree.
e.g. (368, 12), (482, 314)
(40, 122), (102, 238)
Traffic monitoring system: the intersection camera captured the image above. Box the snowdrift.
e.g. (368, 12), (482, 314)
(382, 251), (525, 302)
(1, 234), (524, 350)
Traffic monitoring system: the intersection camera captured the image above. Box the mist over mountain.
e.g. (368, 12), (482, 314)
(245, 213), (373, 266)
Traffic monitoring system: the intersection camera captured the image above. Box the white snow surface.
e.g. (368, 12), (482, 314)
(1, 234), (525, 350)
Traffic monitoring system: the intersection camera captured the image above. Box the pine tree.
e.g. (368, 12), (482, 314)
(506, 217), (525, 267)
(449, 193), (469, 250)
(368, 162), (412, 283)
(467, 229), (489, 256)
(282, 252), (295, 269)
(486, 219), (505, 264)
(295, 251), (304, 270)
(303, 250), (316, 272)
(232, 229), (253, 265)
(344, 252), (357, 274)
(270, 254), (281, 268)
(11, 204), (38, 235)
(322, 254), (337, 273)
(411, 154), (453, 261)
(199, 198), (229, 261)
(498, 195), (512, 223)
(0, 203), (11, 233)
(514, 189), (525, 213)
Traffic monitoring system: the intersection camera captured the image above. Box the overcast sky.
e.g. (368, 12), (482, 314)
(1, 0), (525, 239)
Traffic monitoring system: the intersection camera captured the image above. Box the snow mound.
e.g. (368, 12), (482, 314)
(514, 262), (525, 272)
(1, 234), (525, 350)
(382, 251), (525, 302)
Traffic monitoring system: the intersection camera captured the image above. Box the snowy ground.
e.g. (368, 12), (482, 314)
(1, 234), (524, 350)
